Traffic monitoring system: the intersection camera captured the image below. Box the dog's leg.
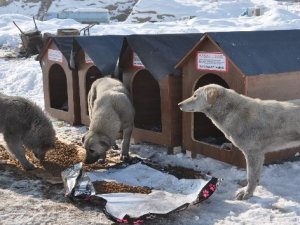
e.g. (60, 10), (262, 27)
(236, 152), (264, 200)
(112, 131), (123, 150)
(5, 139), (35, 170)
(120, 126), (133, 161)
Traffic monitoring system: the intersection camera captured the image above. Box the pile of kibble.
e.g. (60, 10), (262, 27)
(0, 139), (121, 176)
(92, 181), (152, 194)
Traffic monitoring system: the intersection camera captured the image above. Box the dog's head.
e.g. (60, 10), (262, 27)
(33, 141), (55, 161)
(82, 131), (112, 164)
(178, 84), (222, 112)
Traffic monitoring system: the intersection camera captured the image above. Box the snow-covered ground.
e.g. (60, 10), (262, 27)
(1, 0), (300, 224)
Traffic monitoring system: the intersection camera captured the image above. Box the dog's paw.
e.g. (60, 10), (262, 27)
(120, 154), (131, 162)
(235, 188), (252, 200)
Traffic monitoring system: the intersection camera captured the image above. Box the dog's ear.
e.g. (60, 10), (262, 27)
(205, 86), (219, 105)
(99, 135), (112, 148)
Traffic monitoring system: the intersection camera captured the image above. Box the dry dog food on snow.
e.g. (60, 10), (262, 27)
(92, 181), (152, 194)
(166, 165), (205, 179)
(0, 139), (121, 176)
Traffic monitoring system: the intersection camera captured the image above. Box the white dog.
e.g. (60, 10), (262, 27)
(178, 84), (300, 200)
(82, 77), (135, 164)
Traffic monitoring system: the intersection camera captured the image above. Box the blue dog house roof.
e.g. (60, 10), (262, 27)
(178, 29), (300, 76)
(121, 33), (203, 80)
(73, 35), (124, 75)
(37, 36), (73, 65)
(208, 29), (300, 76)
(51, 37), (74, 62)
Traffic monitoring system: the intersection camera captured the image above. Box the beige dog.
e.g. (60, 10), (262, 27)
(82, 77), (135, 164)
(178, 84), (300, 200)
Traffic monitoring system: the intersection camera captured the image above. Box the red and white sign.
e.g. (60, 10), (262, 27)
(85, 52), (94, 64)
(196, 51), (227, 72)
(48, 49), (63, 63)
(132, 52), (144, 68)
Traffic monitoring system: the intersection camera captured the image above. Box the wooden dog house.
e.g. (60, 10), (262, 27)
(38, 36), (81, 125)
(72, 35), (124, 125)
(176, 29), (300, 167)
(119, 33), (203, 153)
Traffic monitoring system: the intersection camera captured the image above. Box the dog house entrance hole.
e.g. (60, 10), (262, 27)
(193, 74), (230, 146)
(49, 64), (68, 111)
(132, 69), (162, 132)
(85, 66), (102, 112)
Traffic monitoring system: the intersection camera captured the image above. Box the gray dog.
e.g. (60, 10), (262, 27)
(0, 93), (56, 170)
(178, 84), (300, 200)
(82, 77), (135, 164)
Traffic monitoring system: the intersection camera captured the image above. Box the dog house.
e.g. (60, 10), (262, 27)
(119, 33), (203, 153)
(72, 35), (124, 125)
(176, 29), (300, 167)
(38, 36), (80, 125)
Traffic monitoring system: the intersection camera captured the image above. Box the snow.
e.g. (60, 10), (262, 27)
(0, 1), (40, 17)
(0, 0), (300, 224)
(0, 57), (44, 107)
